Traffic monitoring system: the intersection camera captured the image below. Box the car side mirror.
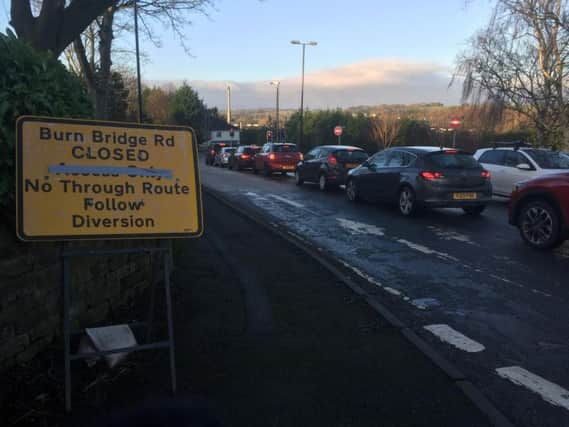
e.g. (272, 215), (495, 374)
(517, 163), (532, 171)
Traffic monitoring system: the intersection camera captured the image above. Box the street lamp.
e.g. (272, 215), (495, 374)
(270, 81), (280, 142)
(291, 40), (317, 150)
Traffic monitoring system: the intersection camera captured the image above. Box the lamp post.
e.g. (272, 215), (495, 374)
(134, 0), (143, 123)
(290, 40), (317, 150)
(270, 81), (280, 142)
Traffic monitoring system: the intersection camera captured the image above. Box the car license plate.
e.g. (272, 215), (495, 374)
(283, 166), (295, 170)
(453, 192), (477, 200)
(345, 163), (358, 169)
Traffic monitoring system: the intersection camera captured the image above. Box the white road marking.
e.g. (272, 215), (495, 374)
(383, 287), (402, 296)
(396, 239), (459, 262)
(269, 194), (305, 208)
(411, 298), (439, 310)
(268, 194), (320, 216)
(339, 260), (383, 288)
(339, 260), (412, 305)
(336, 218), (385, 237)
(286, 230), (308, 244)
(424, 324), (485, 353)
(427, 226), (477, 245)
(245, 191), (269, 201)
(496, 366), (569, 410)
(490, 274), (525, 289)
(531, 289), (553, 297)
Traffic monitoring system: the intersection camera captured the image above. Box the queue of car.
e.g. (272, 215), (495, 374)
(204, 140), (569, 250)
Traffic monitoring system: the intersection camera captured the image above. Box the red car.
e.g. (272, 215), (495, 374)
(253, 143), (302, 176)
(509, 172), (569, 249)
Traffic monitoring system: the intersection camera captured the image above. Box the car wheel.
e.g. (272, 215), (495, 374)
(228, 162), (233, 170)
(346, 179), (360, 202)
(295, 170), (304, 186)
(318, 174), (328, 191)
(399, 186), (417, 217)
(463, 205), (486, 215)
(264, 164), (272, 176)
(518, 200), (563, 250)
(252, 164), (258, 174)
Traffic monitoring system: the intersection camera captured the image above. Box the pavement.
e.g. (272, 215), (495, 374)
(173, 193), (493, 426)
(199, 158), (569, 427)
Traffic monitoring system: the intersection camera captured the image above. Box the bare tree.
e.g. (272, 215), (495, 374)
(453, 0), (569, 149)
(370, 115), (401, 149)
(64, 0), (213, 119)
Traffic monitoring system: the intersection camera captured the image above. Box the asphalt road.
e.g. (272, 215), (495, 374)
(200, 158), (569, 427)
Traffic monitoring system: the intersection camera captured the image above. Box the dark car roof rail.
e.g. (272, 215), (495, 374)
(492, 141), (530, 151)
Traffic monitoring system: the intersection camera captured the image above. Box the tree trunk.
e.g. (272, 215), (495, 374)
(95, 8), (115, 120)
(10, 0), (116, 57)
(71, 7), (116, 120)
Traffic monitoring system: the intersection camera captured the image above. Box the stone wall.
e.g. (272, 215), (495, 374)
(0, 218), (157, 370)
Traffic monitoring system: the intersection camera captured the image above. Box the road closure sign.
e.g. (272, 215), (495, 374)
(16, 116), (203, 241)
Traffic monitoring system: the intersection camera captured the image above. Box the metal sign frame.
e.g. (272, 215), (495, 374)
(61, 244), (176, 412)
(16, 116), (203, 241)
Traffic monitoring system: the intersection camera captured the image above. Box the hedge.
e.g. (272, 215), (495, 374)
(0, 30), (93, 208)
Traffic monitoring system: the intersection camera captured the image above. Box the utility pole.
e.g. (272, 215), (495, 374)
(271, 81), (280, 142)
(134, 0), (143, 123)
(226, 84), (232, 125)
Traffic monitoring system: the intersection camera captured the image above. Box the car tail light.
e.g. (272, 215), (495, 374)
(210, 150), (215, 155)
(420, 171), (444, 180)
(481, 170), (491, 179)
(269, 153), (276, 161)
(241, 154), (251, 160)
(444, 149), (458, 154)
(299, 153), (304, 160)
(328, 155), (338, 166)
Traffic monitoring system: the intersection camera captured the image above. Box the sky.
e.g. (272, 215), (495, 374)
(0, 0), (495, 109)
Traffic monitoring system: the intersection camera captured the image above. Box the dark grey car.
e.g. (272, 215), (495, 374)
(345, 146), (493, 216)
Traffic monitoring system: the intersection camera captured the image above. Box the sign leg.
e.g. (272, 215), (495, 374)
(163, 248), (177, 395)
(63, 255), (72, 412)
(145, 251), (158, 344)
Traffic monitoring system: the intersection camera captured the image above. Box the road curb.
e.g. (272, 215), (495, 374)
(202, 185), (514, 427)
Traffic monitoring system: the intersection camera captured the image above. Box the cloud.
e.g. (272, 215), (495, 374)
(147, 58), (462, 109)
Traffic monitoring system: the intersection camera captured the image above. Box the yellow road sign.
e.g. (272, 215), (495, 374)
(16, 116), (203, 241)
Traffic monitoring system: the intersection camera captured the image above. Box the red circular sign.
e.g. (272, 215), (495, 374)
(334, 126), (343, 136)
(449, 116), (462, 129)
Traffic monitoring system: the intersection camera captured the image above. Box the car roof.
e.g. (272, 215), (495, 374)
(318, 145), (365, 151)
(475, 146), (557, 152)
(394, 146), (454, 154)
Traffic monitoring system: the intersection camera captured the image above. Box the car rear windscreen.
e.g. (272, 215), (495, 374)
(334, 150), (368, 163)
(273, 144), (297, 152)
(427, 152), (480, 169)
